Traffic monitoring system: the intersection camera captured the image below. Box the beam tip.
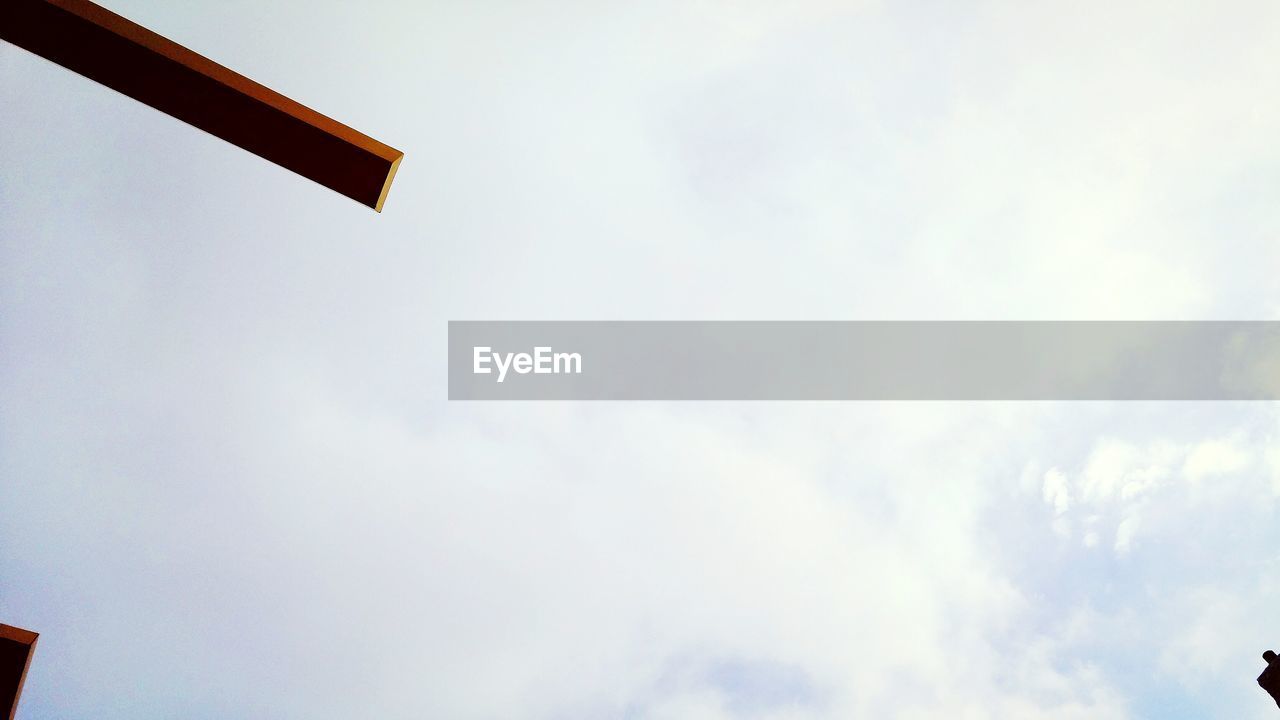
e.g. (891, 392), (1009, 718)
(373, 151), (404, 213)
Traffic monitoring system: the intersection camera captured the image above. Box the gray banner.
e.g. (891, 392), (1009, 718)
(448, 321), (1280, 400)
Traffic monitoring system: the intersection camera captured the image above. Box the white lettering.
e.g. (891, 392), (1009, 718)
(554, 351), (581, 374)
(473, 346), (582, 382)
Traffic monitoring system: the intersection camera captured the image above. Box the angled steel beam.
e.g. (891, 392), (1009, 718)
(0, 625), (37, 720)
(0, 0), (404, 211)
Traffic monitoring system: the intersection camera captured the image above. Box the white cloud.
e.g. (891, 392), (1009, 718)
(5, 0), (1280, 718)
(1038, 430), (1271, 557)
(1184, 436), (1252, 483)
(1044, 468), (1072, 515)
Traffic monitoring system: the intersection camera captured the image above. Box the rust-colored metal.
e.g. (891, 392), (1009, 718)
(0, 625), (38, 720)
(0, 0), (404, 211)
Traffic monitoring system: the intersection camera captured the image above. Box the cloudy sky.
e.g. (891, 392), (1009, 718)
(3, 0), (1280, 717)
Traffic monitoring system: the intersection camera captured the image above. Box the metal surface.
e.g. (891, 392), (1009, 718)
(0, 625), (37, 720)
(1, 0), (404, 211)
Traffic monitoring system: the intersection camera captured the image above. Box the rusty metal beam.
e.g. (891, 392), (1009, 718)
(0, 0), (403, 211)
(0, 625), (37, 720)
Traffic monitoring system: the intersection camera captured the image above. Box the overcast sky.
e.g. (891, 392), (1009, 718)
(3, 0), (1280, 718)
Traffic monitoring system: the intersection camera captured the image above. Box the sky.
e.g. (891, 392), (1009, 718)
(3, 0), (1280, 717)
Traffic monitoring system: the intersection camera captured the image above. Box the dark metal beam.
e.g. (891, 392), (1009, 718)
(0, 625), (37, 720)
(0, 0), (403, 211)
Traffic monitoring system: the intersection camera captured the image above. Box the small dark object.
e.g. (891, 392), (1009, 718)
(1260, 650), (1280, 709)
(0, 625), (38, 720)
